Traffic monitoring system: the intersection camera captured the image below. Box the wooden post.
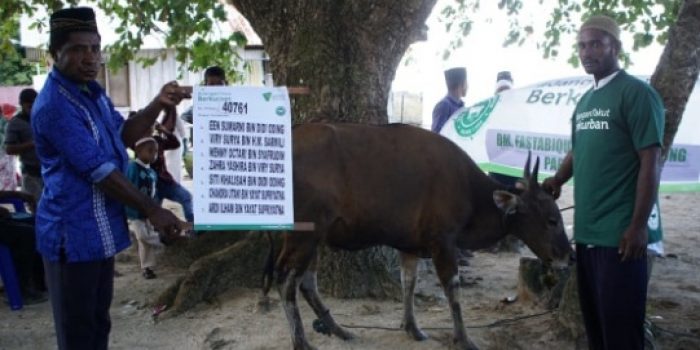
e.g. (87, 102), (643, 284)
(287, 86), (310, 95)
(292, 222), (315, 231)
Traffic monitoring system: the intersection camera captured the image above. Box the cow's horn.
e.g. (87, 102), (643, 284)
(531, 156), (540, 187)
(523, 151), (532, 179)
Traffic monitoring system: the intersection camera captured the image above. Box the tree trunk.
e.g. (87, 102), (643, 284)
(228, 0), (435, 299)
(317, 246), (401, 300)
(650, 0), (700, 160)
(230, 0), (435, 123)
(554, 265), (586, 340)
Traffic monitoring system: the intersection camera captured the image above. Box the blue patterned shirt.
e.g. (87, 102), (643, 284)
(32, 68), (131, 262)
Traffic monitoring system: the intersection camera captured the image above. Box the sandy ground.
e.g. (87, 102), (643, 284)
(2, 185), (700, 350)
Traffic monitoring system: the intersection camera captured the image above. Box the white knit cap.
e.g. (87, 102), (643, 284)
(580, 15), (620, 41)
(134, 137), (156, 148)
(496, 79), (513, 90)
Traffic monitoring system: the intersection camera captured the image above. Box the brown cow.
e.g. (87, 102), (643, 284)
(264, 123), (572, 350)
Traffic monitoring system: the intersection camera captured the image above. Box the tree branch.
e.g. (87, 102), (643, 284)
(650, 0), (700, 160)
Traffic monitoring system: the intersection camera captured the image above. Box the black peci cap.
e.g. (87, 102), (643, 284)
(50, 7), (99, 36)
(444, 67), (467, 89)
(496, 71), (513, 83)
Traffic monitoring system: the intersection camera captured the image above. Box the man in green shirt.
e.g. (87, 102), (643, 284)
(543, 15), (664, 350)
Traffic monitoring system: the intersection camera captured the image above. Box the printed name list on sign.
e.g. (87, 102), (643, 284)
(192, 86), (294, 230)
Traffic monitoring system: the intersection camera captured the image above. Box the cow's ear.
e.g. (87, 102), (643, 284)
(493, 190), (519, 215)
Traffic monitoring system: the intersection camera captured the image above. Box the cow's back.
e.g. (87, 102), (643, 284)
(292, 123), (484, 250)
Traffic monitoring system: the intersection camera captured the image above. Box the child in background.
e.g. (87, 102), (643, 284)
(153, 109), (194, 225)
(126, 137), (163, 279)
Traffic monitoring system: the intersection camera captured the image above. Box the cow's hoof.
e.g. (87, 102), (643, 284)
(402, 322), (429, 341)
(454, 337), (479, 350)
(293, 341), (317, 350)
(332, 326), (356, 340)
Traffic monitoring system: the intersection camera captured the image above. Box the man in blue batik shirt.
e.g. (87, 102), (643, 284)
(431, 67), (467, 133)
(32, 7), (188, 350)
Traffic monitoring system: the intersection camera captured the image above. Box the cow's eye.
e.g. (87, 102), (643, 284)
(548, 218), (558, 226)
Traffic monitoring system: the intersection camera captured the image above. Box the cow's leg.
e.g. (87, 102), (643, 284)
(399, 252), (428, 341)
(276, 239), (317, 350)
(278, 268), (316, 350)
(299, 260), (355, 340)
(431, 245), (478, 350)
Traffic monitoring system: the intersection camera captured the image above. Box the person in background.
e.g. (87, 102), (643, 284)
(543, 15), (664, 349)
(125, 137), (163, 279)
(180, 66), (227, 124)
(431, 67), (467, 133)
(4, 88), (42, 202)
(494, 70), (514, 94)
(32, 7), (186, 350)
(430, 67), (472, 263)
(152, 113), (194, 224)
(158, 104), (187, 183)
(489, 70), (518, 189)
(488, 70), (522, 252)
(0, 111), (18, 190)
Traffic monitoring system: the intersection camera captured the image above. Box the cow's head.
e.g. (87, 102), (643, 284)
(492, 153), (572, 268)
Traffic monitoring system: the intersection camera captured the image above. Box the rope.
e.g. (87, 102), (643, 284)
(652, 324), (700, 341)
(338, 313), (700, 343)
(339, 310), (553, 332)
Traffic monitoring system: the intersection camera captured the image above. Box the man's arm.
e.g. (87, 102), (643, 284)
(542, 151), (573, 199)
(121, 82), (189, 148)
(155, 124), (181, 150)
(97, 170), (184, 237)
(619, 146), (661, 261)
(4, 141), (34, 155)
(33, 104), (183, 237)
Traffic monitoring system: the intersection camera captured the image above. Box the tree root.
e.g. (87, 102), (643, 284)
(154, 232), (402, 314)
(155, 232), (271, 314)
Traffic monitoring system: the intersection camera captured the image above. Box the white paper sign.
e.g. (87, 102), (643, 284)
(192, 86), (294, 230)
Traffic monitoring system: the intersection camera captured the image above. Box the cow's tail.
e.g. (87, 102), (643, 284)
(262, 231), (275, 296)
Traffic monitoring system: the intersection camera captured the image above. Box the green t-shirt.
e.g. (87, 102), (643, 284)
(572, 70), (664, 247)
